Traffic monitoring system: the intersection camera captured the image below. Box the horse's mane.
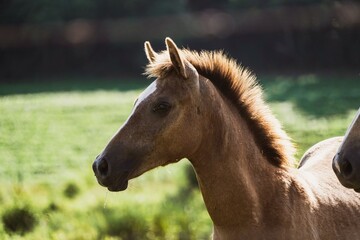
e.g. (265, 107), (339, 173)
(145, 49), (295, 167)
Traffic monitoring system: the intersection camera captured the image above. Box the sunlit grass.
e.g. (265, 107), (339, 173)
(0, 84), (211, 239)
(0, 91), (135, 182)
(270, 102), (356, 160)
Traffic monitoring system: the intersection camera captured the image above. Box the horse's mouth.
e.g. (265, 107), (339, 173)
(107, 180), (129, 192)
(96, 178), (129, 192)
(94, 171), (130, 192)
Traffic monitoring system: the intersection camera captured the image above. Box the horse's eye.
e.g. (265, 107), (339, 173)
(152, 102), (171, 114)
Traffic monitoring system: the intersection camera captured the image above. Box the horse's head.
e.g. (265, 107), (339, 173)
(333, 108), (360, 192)
(92, 38), (203, 191)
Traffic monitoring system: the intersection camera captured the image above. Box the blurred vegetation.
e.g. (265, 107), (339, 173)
(1, 0), (358, 79)
(2, 206), (38, 236)
(0, 75), (359, 239)
(0, 0), (336, 24)
(262, 74), (360, 117)
(0, 0), (186, 24)
(63, 182), (81, 199)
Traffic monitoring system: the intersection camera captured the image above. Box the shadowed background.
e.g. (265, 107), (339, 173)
(1, 0), (359, 78)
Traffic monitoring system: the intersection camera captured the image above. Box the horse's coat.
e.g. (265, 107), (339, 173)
(93, 38), (360, 239)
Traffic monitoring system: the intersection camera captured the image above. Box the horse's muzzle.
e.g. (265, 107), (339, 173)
(332, 151), (360, 192)
(92, 156), (129, 192)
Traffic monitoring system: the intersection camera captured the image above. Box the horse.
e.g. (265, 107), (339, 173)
(92, 38), (360, 239)
(333, 108), (360, 192)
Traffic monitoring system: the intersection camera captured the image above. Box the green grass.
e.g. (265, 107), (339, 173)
(261, 74), (360, 159)
(0, 74), (359, 239)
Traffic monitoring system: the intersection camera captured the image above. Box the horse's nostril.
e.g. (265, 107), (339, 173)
(341, 158), (353, 178)
(98, 158), (109, 177)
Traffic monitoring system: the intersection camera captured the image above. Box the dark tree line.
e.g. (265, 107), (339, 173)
(0, 0), (340, 24)
(0, 0), (358, 79)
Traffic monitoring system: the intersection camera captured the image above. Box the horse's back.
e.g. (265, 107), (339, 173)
(298, 137), (350, 191)
(298, 137), (343, 169)
(297, 137), (360, 239)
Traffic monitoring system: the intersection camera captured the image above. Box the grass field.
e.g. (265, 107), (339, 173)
(0, 74), (359, 239)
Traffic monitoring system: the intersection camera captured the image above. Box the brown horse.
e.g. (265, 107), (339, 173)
(93, 38), (360, 239)
(333, 108), (360, 192)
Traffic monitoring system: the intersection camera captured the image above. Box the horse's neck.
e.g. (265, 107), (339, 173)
(189, 78), (295, 229)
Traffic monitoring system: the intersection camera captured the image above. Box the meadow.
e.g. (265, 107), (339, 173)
(0, 74), (359, 239)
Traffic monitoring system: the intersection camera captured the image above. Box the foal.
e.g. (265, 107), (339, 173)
(93, 38), (360, 239)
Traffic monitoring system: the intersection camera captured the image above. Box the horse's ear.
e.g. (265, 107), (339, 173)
(165, 37), (188, 79)
(144, 41), (157, 63)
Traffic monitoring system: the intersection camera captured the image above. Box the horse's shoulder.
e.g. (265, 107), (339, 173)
(298, 137), (343, 169)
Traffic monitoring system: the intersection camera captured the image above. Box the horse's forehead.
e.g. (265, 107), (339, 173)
(135, 74), (189, 109)
(135, 80), (158, 108)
